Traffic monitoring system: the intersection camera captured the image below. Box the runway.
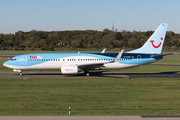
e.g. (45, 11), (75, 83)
(1, 72), (180, 78)
(1, 116), (180, 120)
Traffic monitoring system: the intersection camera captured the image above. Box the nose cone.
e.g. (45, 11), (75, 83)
(3, 61), (11, 68)
(3, 61), (8, 67)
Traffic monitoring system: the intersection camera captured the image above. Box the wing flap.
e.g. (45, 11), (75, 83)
(77, 62), (108, 69)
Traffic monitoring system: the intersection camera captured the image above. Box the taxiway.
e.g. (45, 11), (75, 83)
(0, 72), (180, 79)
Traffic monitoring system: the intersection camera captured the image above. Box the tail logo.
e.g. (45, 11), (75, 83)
(150, 37), (163, 48)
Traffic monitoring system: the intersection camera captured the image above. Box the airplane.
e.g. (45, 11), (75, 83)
(3, 23), (170, 76)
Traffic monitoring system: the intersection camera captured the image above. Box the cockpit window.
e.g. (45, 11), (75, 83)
(10, 58), (16, 61)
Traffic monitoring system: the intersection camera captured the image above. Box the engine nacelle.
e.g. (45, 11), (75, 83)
(61, 66), (78, 74)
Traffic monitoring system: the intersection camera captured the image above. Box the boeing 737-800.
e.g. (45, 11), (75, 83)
(3, 23), (170, 76)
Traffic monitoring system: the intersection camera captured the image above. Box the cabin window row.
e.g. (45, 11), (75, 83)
(67, 59), (114, 61)
(28, 58), (133, 61)
(28, 59), (61, 61)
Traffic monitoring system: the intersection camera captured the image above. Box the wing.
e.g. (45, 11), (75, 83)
(77, 62), (108, 70)
(77, 49), (125, 70)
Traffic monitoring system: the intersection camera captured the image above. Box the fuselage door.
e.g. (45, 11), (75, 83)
(137, 55), (141, 64)
(22, 56), (27, 65)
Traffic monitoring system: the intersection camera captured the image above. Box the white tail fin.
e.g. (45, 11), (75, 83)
(127, 23), (168, 54)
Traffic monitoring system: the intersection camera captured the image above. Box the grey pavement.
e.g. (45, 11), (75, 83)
(1, 116), (180, 120)
(1, 72), (180, 78)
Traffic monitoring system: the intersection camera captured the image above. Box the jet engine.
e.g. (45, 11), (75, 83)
(61, 66), (78, 74)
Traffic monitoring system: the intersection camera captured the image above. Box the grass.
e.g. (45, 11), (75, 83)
(0, 57), (12, 72)
(110, 65), (180, 73)
(0, 78), (180, 115)
(155, 56), (180, 63)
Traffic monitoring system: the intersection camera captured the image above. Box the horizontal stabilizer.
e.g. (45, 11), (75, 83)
(150, 53), (173, 58)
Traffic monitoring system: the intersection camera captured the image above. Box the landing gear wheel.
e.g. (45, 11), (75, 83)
(20, 72), (22, 76)
(86, 72), (90, 76)
(84, 70), (90, 76)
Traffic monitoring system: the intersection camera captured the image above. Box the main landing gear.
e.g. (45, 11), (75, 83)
(20, 72), (22, 76)
(84, 70), (90, 76)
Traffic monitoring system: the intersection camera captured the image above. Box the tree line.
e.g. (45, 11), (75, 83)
(0, 29), (180, 51)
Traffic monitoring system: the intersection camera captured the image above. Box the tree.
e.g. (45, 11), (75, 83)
(15, 31), (25, 41)
(116, 32), (122, 40)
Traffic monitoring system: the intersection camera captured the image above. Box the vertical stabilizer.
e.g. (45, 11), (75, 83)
(127, 23), (168, 54)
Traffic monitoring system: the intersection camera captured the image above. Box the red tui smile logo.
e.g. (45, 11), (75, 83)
(150, 37), (163, 48)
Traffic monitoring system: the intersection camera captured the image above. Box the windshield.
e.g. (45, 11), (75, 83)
(10, 58), (16, 61)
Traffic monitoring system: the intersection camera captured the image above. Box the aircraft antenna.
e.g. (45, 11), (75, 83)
(112, 22), (114, 32)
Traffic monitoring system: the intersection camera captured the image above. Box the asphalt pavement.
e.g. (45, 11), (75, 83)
(1, 116), (180, 120)
(0, 72), (180, 79)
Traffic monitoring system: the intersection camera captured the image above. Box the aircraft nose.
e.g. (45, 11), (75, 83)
(3, 61), (10, 68)
(3, 61), (7, 67)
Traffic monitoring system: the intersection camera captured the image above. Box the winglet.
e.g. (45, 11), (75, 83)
(114, 49), (124, 62)
(101, 48), (107, 53)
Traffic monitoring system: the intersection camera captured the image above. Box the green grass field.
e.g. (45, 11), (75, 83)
(0, 78), (180, 115)
(155, 56), (180, 63)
